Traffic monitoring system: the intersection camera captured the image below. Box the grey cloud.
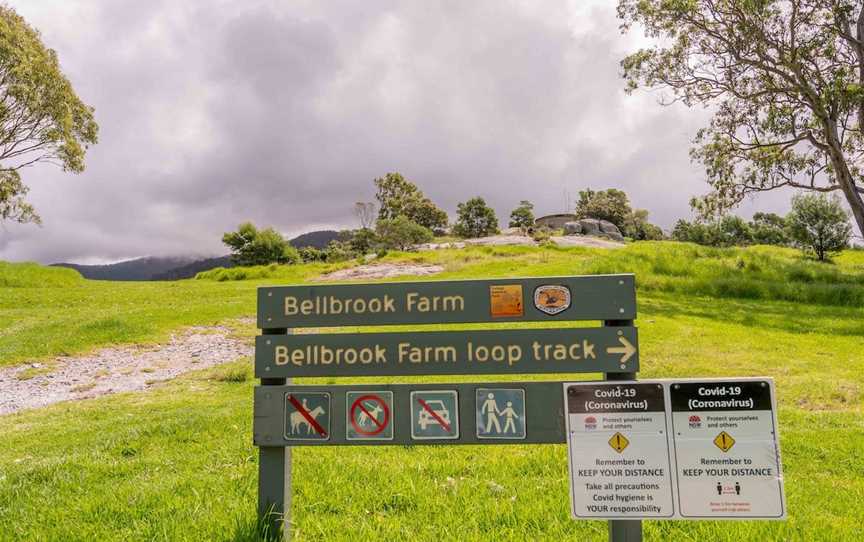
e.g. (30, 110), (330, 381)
(0, 0), (793, 264)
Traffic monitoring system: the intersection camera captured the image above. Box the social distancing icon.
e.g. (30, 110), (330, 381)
(284, 392), (330, 440)
(346, 391), (394, 440)
(476, 388), (526, 439)
(410, 390), (459, 439)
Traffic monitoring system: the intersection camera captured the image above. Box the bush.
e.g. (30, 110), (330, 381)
(298, 246), (326, 263)
(622, 209), (664, 240)
(222, 222), (297, 266)
(376, 215), (433, 250)
(349, 228), (377, 255)
(508, 200), (535, 229)
(452, 197), (499, 238)
(787, 193), (851, 261)
(574, 188), (631, 229)
(750, 212), (790, 246)
(374, 172), (448, 232)
(323, 240), (357, 262)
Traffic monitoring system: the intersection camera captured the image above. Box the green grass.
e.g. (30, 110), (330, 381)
(1, 242), (863, 540)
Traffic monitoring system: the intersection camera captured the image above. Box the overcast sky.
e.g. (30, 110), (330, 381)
(0, 0), (790, 264)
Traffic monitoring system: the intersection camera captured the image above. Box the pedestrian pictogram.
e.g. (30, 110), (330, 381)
(284, 392), (330, 440)
(410, 390), (459, 439)
(346, 391), (394, 440)
(713, 431), (735, 452)
(608, 432), (629, 453)
(476, 388), (526, 439)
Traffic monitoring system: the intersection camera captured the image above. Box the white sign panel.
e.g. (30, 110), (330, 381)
(669, 379), (786, 519)
(564, 378), (785, 521)
(565, 381), (675, 519)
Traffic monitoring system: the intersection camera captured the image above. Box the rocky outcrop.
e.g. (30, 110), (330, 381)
(563, 219), (624, 242)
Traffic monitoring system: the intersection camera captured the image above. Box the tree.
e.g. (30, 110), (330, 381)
(619, 0), (864, 239)
(354, 202), (376, 230)
(622, 208), (665, 240)
(452, 197), (499, 238)
(349, 227), (377, 255)
(222, 222), (298, 266)
(787, 193), (851, 261)
(374, 172), (448, 232)
(0, 7), (98, 224)
(750, 212), (791, 246)
(574, 188), (631, 229)
(375, 215), (433, 251)
(717, 215), (754, 246)
(508, 200), (535, 229)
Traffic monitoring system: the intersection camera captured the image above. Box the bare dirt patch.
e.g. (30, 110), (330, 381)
(0, 324), (253, 415)
(319, 263), (444, 281)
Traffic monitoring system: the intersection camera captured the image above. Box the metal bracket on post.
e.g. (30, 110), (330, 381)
(258, 327), (291, 541)
(603, 318), (643, 542)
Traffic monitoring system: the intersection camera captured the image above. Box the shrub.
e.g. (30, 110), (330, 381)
(787, 193), (851, 261)
(452, 197), (499, 238)
(376, 215), (433, 250)
(574, 188), (631, 229)
(508, 200), (535, 229)
(222, 222), (297, 266)
(349, 228), (377, 255)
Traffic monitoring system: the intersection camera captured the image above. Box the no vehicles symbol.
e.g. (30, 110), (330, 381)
(346, 391), (394, 440)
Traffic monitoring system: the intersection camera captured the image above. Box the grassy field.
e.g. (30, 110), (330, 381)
(1, 242), (863, 540)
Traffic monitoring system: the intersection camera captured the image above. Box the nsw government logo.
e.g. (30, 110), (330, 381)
(689, 415), (702, 429)
(584, 416), (597, 430)
(533, 285), (571, 315)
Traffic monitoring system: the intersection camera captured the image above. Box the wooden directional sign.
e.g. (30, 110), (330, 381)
(253, 382), (567, 447)
(257, 274), (636, 328)
(255, 327), (639, 377)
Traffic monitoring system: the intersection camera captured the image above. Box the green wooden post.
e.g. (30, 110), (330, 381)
(258, 327), (290, 541)
(604, 318), (642, 542)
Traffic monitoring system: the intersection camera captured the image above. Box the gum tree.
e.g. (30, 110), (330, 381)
(619, 0), (864, 238)
(0, 6), (98, 224)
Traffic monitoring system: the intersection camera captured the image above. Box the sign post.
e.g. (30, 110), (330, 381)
(603, 318), (643, 542)
(256, 327), (290, 540)
(253, 274), (645, 539)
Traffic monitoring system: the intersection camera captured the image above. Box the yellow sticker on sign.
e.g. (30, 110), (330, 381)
(713, 431), (735, 452)
(489, 285), (524, 318)
(608, 432), (629, 453)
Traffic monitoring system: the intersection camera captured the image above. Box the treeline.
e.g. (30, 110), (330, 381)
(673, 193), (852, 261)
(220, 173), (854, 267)
(221, 172), (510, 266)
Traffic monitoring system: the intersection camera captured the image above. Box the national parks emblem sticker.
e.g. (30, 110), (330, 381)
(533, 285), (571, 315)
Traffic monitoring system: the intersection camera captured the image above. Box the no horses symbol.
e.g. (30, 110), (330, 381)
(348, 393), (393, 440)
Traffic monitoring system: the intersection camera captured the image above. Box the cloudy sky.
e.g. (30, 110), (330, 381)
(0, 0), (790, 264)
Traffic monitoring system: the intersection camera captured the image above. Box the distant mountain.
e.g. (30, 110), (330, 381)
(151, 255), (234, 280)
(289, 230), (342, 249)
(53, 256), (199, 281)
(51, 230), (345, 281)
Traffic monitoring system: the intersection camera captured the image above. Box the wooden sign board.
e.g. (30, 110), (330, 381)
(257, 274), (636, 329)
(255, 327), (639, 378)
(254, 382), (568, 447)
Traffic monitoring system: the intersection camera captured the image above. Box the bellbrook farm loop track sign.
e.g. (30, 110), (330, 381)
(254, 274), (643, 539)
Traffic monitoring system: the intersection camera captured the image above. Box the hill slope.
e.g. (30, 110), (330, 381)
(1, 243), (863, 540)
(53, 256), (198, 281)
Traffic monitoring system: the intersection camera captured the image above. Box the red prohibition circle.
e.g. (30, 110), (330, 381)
(350, 394), (391, 436)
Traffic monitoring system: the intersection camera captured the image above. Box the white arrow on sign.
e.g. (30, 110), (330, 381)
(606, 337), (637, 363)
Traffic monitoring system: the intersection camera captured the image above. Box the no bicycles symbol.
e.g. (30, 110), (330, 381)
(347, 391), (393, 440)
